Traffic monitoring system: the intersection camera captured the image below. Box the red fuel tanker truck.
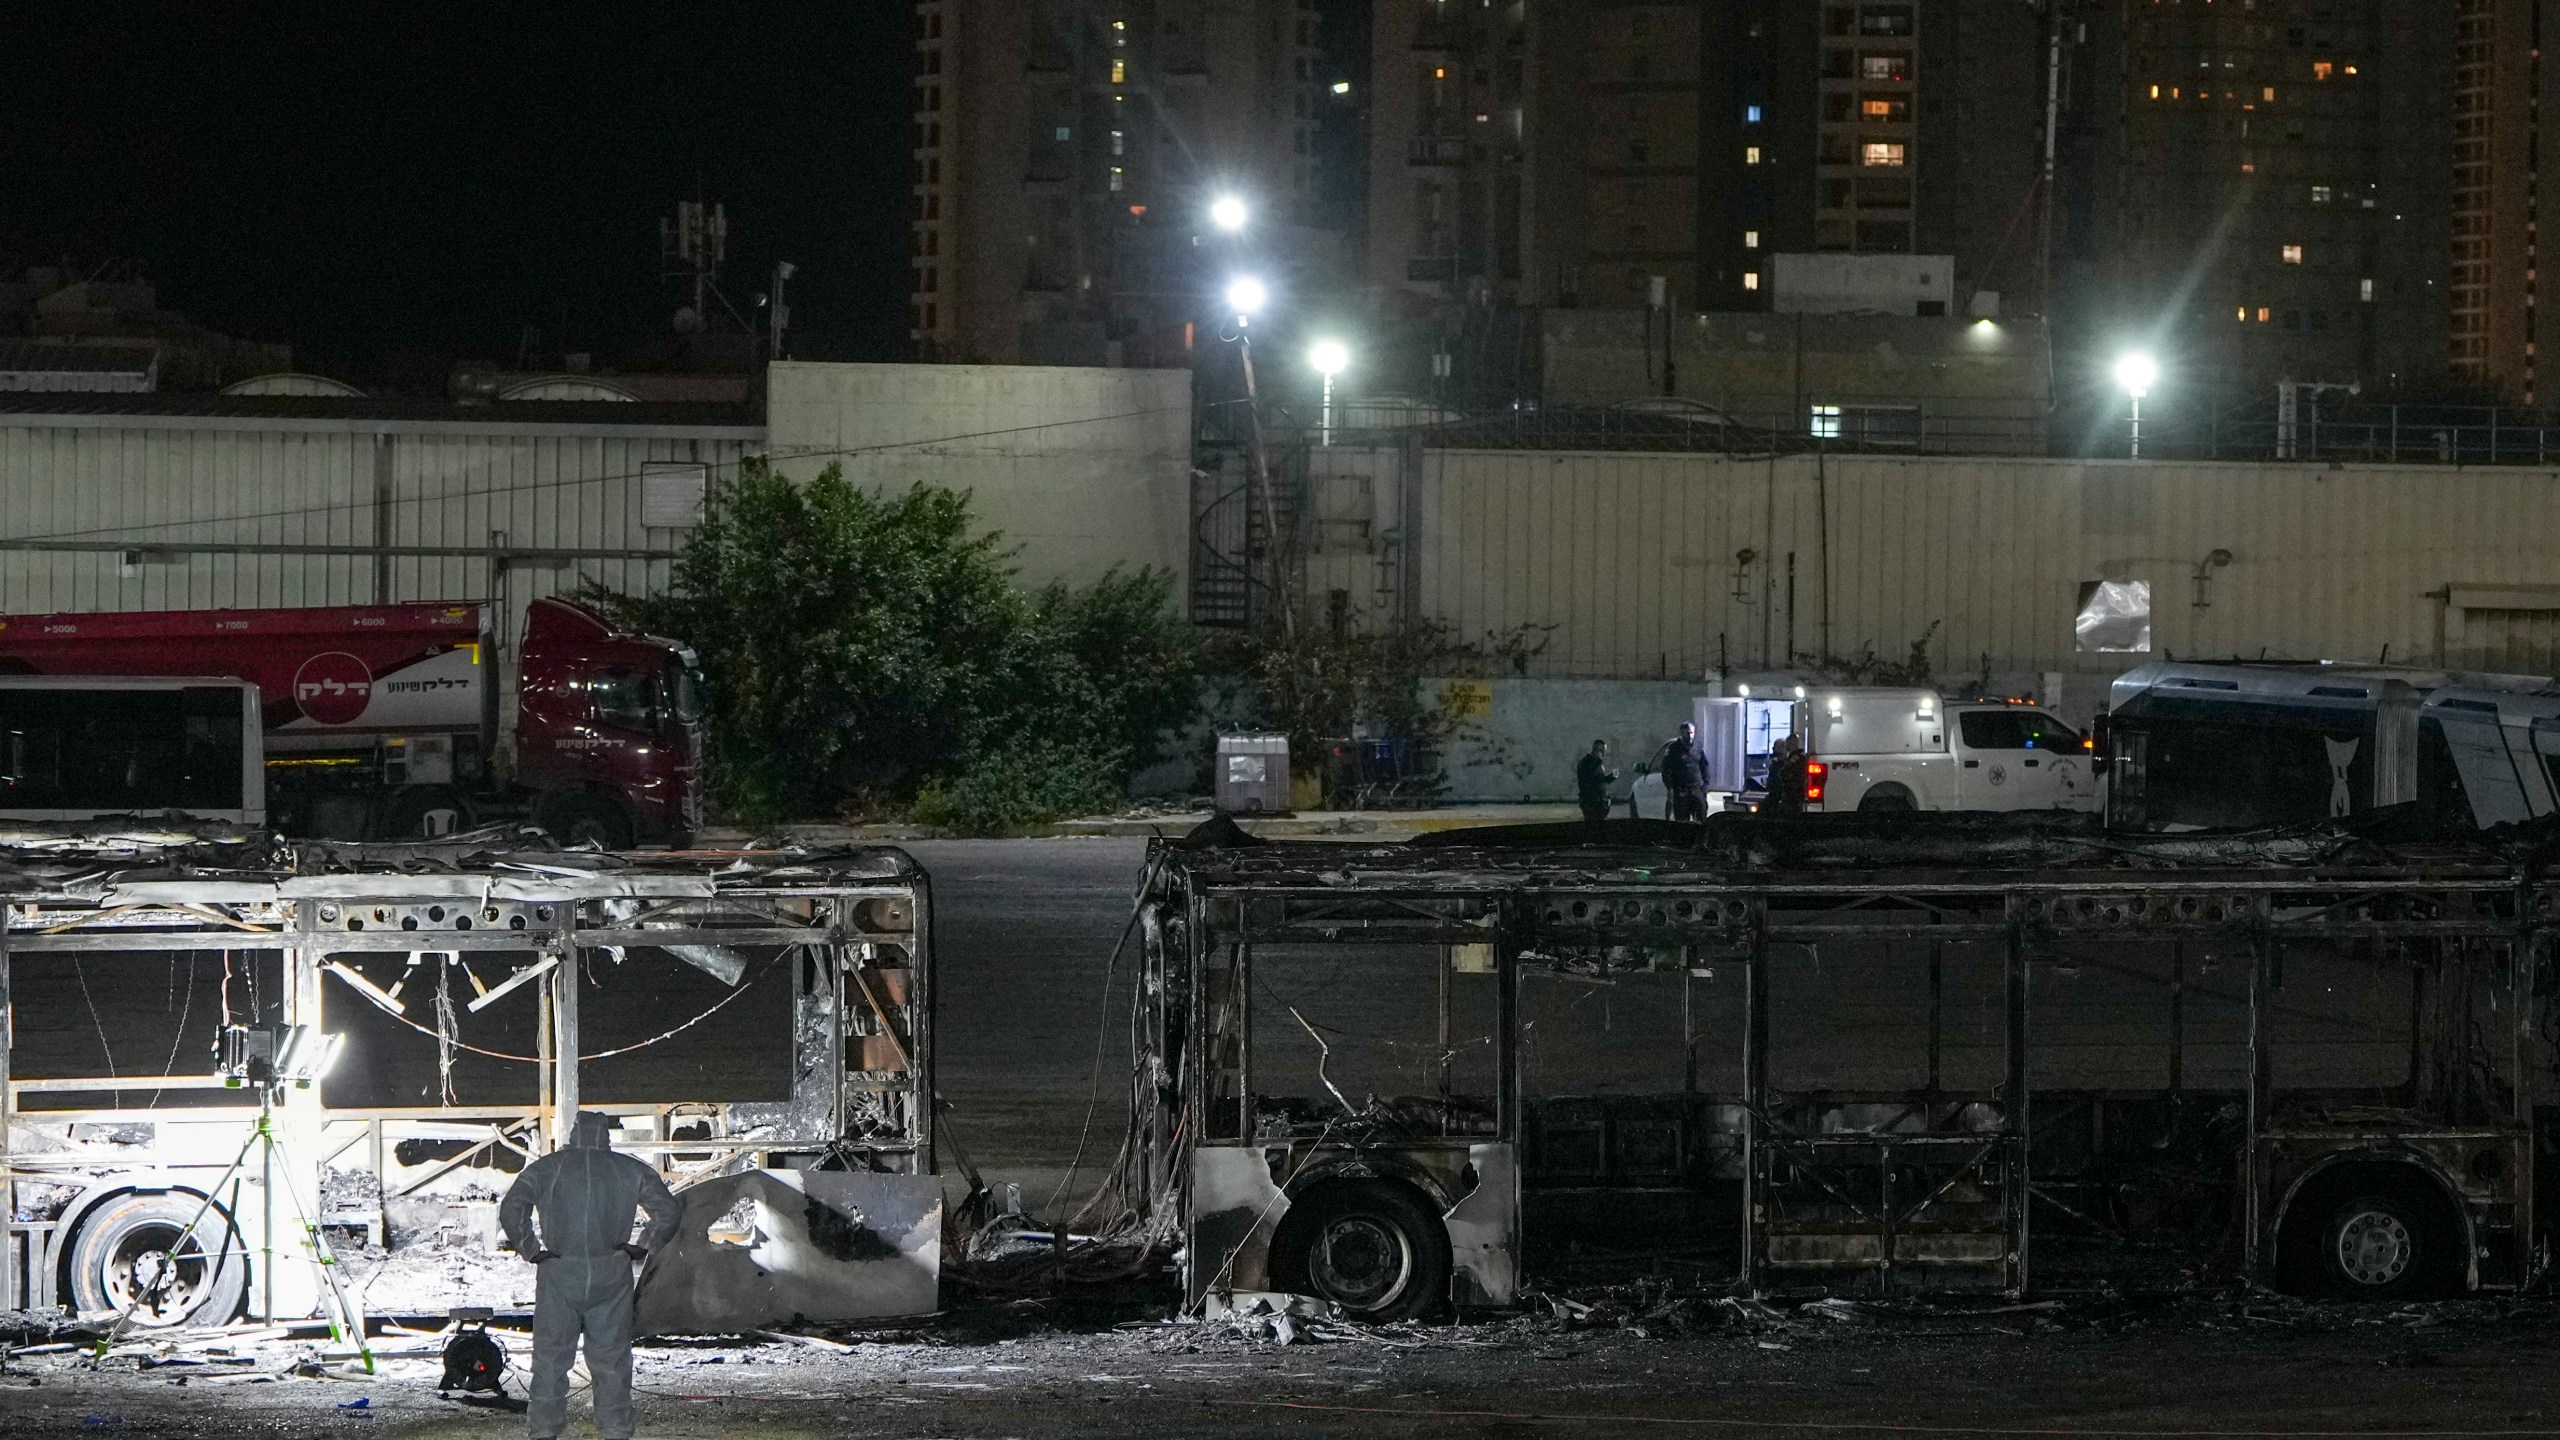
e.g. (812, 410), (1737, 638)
(0, 598), (702, 846)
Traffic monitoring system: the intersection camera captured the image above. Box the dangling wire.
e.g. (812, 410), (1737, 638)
(433, 959), (461, 1106)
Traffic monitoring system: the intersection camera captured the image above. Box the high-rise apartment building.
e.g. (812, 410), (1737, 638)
(2449, 1), (2560, 405)
(1364, 2), (2051, 379)
(2075, 1), (2451, 399)
(909, 0), (1334, 367)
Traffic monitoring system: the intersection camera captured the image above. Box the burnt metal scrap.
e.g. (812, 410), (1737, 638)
(0, 826), (938, 1336)
(1127, 814), (2558, 1318)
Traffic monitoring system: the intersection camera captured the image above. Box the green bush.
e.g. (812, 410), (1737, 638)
(585, 459), (1198, 826)
(904, 740), (1130, 836)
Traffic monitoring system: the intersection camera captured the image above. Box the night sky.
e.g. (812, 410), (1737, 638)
(2, 4), (911, 387)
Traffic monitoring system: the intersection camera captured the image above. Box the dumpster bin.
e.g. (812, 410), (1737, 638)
(1214, 733), (1291, 814)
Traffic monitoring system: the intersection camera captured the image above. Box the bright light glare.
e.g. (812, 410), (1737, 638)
(2113, 351), (2159, 398)
(1224, 276), (1268, 316)
(1308, 339), (1350, 376)
(1209, 195), (1249, 232)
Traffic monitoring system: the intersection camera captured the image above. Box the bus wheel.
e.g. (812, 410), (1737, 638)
(1268, 1180), (1451, 1322)
(67, 1193), (247, 1328)
(538, 793), (634, 851)
(2284, 1171), (2458, 1300)
(1859, 785), (1918, 813)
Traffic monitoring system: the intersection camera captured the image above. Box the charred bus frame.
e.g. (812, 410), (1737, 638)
(0, 839), (935, 1326)
(1133, 832), (2547, 1315)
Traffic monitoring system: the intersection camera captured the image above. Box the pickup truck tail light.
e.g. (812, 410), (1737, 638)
(1805, 761), (1827, 804)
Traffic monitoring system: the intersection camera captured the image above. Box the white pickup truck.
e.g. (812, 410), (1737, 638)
(1632, 687), (2099, 816)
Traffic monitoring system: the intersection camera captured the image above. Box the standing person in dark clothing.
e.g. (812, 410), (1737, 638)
(1657, 722), (1709, 822)
(1765, 734), (1812, 814)
(1574, 739), (1617, 826)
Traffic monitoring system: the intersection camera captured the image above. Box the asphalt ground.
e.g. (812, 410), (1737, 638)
(3, 1294), (2554, 1438)
(902, 837), (1154, 1215)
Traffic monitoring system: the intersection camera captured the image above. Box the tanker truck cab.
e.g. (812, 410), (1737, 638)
(1794, 689), (2097, 814)
(513, 597), (705, 849)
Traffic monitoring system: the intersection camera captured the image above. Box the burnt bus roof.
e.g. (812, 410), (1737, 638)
(1157, 808), (2555, 888)
(0, 819), (921, 898)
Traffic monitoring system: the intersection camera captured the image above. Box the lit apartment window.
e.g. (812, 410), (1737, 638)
(1864, 99), (1893, 117)
(1112, 18), (1126, 44)
(1110, 129), (1125, 155)
(2281, 243), (2303, 264)
(1809, 404), (1842, 439)
(2256, 307), (2271, 322)
(1746, 105), (1762, 122)
(1861, 55), (1904, 81)
(2148, 84), (2161, 99)
(1743, 271), (1761, 291)
(2312, 61), (2333, 80)
(1861, 142), (1905, 167)
(2263, 86), (2276, 101)
(2311, 184), (2331, 203)
(1055, 125), (1071, 141)
(1745, 145), (1762, 164)
(1111, 58), (1126, 84)
(1109, 166), (1125, 191)
(2360, 277), (2374, 301)
(2235, 306), (2248, 321)
(1743, 229), (1760, 248)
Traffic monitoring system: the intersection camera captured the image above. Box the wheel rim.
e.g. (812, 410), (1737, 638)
(2334, 1206), (2413, 1287)
(102, 1224), (209, 1325)
(1308, 1213), (1414, 1311)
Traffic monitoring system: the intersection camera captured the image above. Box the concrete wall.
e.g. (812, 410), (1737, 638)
(1304, 446), (2560, 709)
(765, 362), (1191, 590)
(1433, 677), (1710, 803)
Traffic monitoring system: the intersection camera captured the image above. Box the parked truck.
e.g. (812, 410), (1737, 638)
(1635, 686), (2098, 817)
(0, 598), (702, 846)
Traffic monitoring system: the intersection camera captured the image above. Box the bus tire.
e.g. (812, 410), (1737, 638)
(66, 1192), (247, 1328)
(2283, 1169), (2460, 1301)
(1858, 785), (1918, 814)
(537, 792), (634, 851)
(1267, 1179), (1451, 1322)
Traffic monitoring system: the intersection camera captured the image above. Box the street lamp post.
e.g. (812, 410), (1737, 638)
(2114, 351), (2159, 458)
(1308, 339), (1349, 446)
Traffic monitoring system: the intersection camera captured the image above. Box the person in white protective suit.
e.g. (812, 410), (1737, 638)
(498, 1112), (684, 1440)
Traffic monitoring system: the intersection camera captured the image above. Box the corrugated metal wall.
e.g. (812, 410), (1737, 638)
(1302, 446), (2560, 686)
(0, 413), (763, 712)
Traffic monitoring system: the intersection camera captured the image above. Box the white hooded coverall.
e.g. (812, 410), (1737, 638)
(498, 1113), (683, 1440)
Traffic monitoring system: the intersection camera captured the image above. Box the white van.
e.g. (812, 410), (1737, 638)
(1632, 687), (2098, 816)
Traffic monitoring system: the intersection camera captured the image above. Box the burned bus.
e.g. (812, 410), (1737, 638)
(0, 832), (936, 1333)
(1128, 817), (2553, 1319)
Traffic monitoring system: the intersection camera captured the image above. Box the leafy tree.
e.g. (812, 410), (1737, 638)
(586, 459), (1197, 828)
